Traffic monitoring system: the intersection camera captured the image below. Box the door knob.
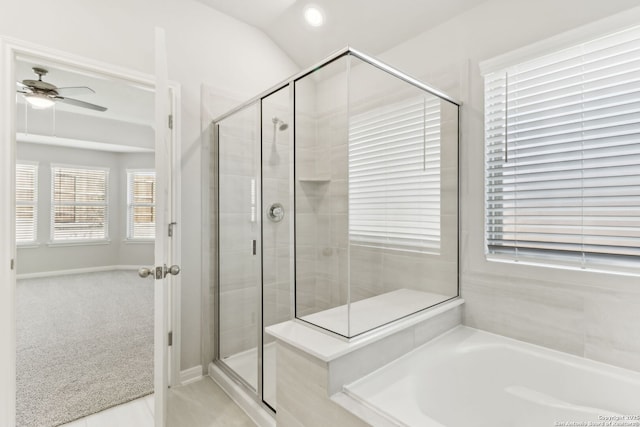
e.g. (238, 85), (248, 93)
(138, 267), (155, 278)
(138, 265), (180, 279)
(166, 265), (180, 276)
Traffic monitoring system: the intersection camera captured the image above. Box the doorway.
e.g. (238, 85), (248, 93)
(15, 56), (156, 427)
(0, 37), (180, 427)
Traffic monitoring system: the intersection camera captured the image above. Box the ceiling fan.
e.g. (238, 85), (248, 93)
(16, 67), (107, 112)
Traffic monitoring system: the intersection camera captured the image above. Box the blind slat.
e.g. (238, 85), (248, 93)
(52, 166), (108, 241)
(16, 163), (38, 243)
(349, 95), (441, 252)
(127, 170), (156, 240)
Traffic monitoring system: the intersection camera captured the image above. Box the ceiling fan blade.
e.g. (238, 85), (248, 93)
(16, 81), (32, 92)
(55, 96), (107, 112)
(55, 86), (95, 96)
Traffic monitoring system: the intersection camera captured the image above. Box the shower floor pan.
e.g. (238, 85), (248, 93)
(223, 341), (276, 407)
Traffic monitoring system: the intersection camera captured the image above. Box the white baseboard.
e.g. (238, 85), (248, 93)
(17, 265), (140, 279)
(113, 265), (140, 271)
(209, 362), (275, 427)
(179, 365), (203, 385)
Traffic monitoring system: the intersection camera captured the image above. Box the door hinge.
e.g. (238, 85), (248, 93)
(10, 259), (15, 270)
(168, 331), (173, 347)
(168, 222), (177, 237)
(252, 239), (257, 255)
(168, 114), (173, 130)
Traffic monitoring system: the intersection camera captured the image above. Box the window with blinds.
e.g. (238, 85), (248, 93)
(485, 25), (640, 269)
(16, 162), (38, 244)
(51, 165), (109, 241)
(349, 95), (441, 253)
(126, 170), (156, 240)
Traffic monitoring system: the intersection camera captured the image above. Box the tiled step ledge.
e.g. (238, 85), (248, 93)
(268, 299), (463, 426)
(266, 298), (463, 394)
(266, 298), (463, 362)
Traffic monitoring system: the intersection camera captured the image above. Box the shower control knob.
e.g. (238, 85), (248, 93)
(267, 202), (285, 222)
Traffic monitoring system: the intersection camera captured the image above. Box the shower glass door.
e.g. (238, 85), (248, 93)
(217, 101), (261, 391)
(261, 86), (292, 410)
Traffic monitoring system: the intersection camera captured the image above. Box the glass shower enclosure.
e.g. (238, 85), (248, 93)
(211, 47), (460, 412)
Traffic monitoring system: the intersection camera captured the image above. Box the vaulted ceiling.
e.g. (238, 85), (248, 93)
(14, 0), (488, 143)
(195, 0), (487, 67)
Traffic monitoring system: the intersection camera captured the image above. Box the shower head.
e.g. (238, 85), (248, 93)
(272, 116), (288, 131)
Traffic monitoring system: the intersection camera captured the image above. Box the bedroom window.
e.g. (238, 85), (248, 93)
(349, 95), (441, 253)
(126, 170), (156, 240)
(51, 165), (109, 241)
(485, 25), (640, 270)
(16, 162), (38, 244)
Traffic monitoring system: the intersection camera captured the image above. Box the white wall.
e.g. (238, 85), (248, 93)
(1, 0), (299, 370)
(374, 0), (640, 371)
(16, 142), (154, 275)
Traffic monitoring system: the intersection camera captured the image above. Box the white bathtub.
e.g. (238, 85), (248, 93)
(342, 326), (640, 427)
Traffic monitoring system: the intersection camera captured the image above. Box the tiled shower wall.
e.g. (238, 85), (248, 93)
(295, 108), (350, 316)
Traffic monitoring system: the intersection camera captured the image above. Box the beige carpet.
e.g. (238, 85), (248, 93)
(16, 270), (154, 427)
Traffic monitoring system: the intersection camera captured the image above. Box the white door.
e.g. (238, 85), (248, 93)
(151, 27), (176, 427)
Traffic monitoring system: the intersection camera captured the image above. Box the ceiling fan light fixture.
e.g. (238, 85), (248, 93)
(304, 5), (324, 27)
(24, 92), (55, 109)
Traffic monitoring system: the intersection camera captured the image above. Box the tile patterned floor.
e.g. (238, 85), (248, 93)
(60, 377), (256, 427)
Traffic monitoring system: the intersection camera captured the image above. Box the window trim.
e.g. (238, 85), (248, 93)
(50, 163), (110, 244)
(479, 8), (640, 77)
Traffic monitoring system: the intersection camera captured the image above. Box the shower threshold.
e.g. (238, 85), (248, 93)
(223, 341), (276, 406)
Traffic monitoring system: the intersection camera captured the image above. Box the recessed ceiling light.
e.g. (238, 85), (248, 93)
(304, 5), (324, 27)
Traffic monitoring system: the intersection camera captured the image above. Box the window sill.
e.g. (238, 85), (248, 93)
(17, 242), (40, 249)
(123, 239), (155, 245)
(485, 255), (640, 279)
(47, 239), (111, 247)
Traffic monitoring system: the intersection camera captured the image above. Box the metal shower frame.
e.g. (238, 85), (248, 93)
(211, 45), (462, 414)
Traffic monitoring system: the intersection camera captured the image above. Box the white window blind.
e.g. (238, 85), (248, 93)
(16, 162), (38, 243)
(127, 170), (156, 240)
(51, 165), (109, 241)
(485, 25), (640, 268)
(349, 95), (441, 253)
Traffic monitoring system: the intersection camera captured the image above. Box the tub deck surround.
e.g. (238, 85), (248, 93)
(339, 326), (640, 427)
(265, 300), (463, 426)
(265, 298), (464, 361)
